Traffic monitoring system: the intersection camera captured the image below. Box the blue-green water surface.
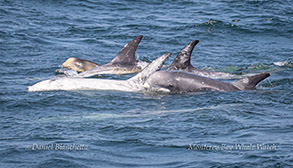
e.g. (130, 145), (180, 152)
(0, 0), (292, 167)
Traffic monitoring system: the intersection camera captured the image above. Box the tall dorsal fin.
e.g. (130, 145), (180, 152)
(110, 35), (143, 65)
(232, 73), (270, 90)
(128, 53), (171, 84)
(168, 40), (199, 70)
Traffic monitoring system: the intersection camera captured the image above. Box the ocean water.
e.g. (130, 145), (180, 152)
(0, 0), (293, 167)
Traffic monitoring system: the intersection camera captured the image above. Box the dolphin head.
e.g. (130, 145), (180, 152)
(62, 57), (99, 72)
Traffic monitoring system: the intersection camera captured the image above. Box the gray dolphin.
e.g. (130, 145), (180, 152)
(168, 40), (235, 79)
(144, 71), (270, 93)
(73, 35), (147, 77)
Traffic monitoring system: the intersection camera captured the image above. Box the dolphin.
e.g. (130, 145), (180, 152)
(70, 35), (147, 77)
(144, 71), (270, 94)
(28, 53), (172, 92)
(168, 40), (236, 79)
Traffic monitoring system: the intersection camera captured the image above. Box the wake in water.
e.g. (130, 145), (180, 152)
(39, 103), (243, 122)
(273, 60), (293, 68)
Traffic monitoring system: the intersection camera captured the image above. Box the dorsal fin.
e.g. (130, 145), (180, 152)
(168, 40), (199, 70)
(110, 35), (143, 65)
(128, 53), (171, 84)
(232, 73), (270, 90)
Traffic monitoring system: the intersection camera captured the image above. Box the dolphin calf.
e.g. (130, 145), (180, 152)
(28, 53), (172, 92)
(69, 35), (147, 77)
(168, 40), (235, 79)
(144, 71), (270, 93)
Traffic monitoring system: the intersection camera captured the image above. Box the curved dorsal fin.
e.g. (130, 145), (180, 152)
(128, 53), (171, 84)
(110, 35), (143, 65)
(168, 40), (199, 70)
